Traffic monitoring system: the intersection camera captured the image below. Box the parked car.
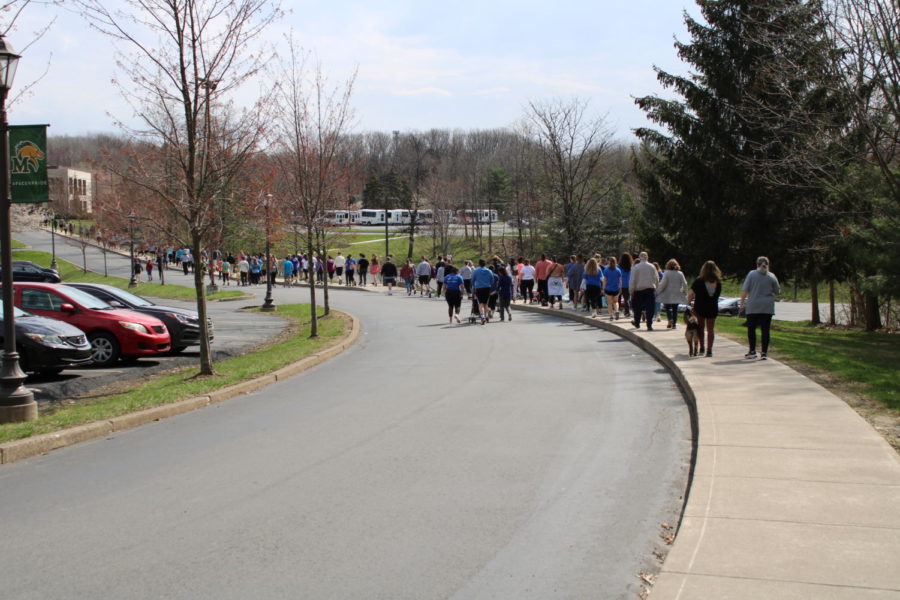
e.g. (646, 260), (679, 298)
(678, 296), (743, 316)
(66, 283), (213, 353)
(8, 283), (171, 367)
(717, 297), (742, 316)
(0, 260), (62, 283)
(0, 300), (93, 375)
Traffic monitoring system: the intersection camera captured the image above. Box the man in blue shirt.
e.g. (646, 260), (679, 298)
(471, 259), (494, 324)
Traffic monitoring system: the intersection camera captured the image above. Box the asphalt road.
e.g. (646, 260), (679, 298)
(10, 230), (287, 402)
(0, 283), (691, 599)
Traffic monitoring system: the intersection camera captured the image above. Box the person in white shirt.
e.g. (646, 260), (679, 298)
(334, 253), (346, 284)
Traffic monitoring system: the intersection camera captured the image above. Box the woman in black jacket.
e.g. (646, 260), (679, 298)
(687, 260), (722, 357)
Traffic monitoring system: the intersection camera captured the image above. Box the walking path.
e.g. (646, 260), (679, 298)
(511, 303), (900, 599)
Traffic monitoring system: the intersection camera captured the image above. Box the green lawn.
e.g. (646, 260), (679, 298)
(0, 304), (347, 443)
(713, 316), (899, 410)
(719, 277), (851, 304)
(11, 248), (244, 301)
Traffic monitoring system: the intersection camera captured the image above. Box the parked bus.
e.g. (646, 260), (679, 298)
(414, 209), (434, 224)
(460, 209), (498, 224)
(322, 210), (353, 226)
(357, 209), (387, 225)
(388, 209), (411, 225)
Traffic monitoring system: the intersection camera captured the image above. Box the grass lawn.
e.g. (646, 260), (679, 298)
(719, 277), (851, 304)
(11, 248), (244, 302)
(713, 316), (899, 411)
(0, 304), (347, 443)
(331, 234), (489, 263)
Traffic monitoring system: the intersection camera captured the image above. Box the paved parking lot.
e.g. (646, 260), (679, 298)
(12, 230), (289, 404)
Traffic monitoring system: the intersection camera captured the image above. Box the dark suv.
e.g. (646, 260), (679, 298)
(2, 261), (61, 283)
(66, 283), (213, 353)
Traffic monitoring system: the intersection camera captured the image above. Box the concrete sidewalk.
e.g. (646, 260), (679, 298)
(512, 303), (900, 599)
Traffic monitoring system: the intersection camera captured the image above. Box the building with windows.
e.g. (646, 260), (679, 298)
(48, 166), (93, 216)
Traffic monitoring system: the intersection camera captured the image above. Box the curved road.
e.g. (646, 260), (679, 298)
(1, 282), (691, 598)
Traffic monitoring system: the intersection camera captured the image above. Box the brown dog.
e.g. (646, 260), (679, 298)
(684, 310), (701, 356)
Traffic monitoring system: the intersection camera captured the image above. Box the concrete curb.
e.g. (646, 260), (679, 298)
(0, 311), (361, 465)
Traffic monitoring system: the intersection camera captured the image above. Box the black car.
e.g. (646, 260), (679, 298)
(2, 260), (62, 283)
(66, 283), (213, 352)
(0, 301), (92, 375)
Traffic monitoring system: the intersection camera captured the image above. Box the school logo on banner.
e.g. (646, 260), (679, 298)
(9, 124), (49, 203)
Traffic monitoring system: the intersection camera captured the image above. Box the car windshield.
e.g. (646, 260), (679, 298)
(104, 287), (154, 307)
(57, 286), (115, 309)
(0, 300), (30, 318)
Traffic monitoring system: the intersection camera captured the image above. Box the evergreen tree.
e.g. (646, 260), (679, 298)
(634, 0), (843, 276)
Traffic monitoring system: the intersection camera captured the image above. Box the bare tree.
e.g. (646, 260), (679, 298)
(76, 0), (281, 375)
(272, 35), (355, 337)
(525, 98), (616, 255)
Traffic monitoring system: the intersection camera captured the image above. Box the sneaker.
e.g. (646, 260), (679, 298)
(705, 350), (712, 357)
(760, 352), (767, 360)
(699, 347), (705, 355)
(615, 311), (620, 320)
(745, 351), (758, 359)
(455, 315), (461, 323)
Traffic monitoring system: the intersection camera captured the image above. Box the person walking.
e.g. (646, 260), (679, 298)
(282, 256), (294, 287)
(656, 259), (688, 330)
(630, 251), (659, 330)
(497, 265), (514, 321)
(534, 253), (553, 306)
(443, 265), (465, 323)
(357, 253), (369, 286)
(334, 252), (345, 284)
(519, 259), (536, 303)
(460, 260), (474, 299)
(740, 256), (780, 360)
(381, 255), (398, 295)
(583, 258), (603, 318)
(370, 254), (380, 286)
(566, 254), (585, 309)
(619, 252), (633, 317)
(400, 259), (415, 295)
(601, 256), (622, 320)
(687, 260), (722, 356)
(471, 259), (494, 324)
(146, 259), (154, 281)
(344, 255), (356, 286)
(416, 257), (432, 297)
(547, 258), (566, 309)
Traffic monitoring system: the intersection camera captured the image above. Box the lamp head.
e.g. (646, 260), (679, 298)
(0, 37), (20, 92)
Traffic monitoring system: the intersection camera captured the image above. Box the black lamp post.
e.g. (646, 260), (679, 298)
(0, 36), (36, 422)
(50, 213), (57, 269)
(128, 210), (138, 288)
(261, 193), (275, 311)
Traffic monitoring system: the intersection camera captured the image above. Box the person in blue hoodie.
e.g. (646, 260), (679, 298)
(497, 266), (514, 321)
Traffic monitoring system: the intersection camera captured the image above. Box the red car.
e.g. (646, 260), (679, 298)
(10, 283), (171, 367)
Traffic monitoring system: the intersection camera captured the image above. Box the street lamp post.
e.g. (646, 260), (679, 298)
(50, 214), (57, 269)
(128, 211), (138, 288)
(261, 193), (275, 311)
(0, 36), (36, 422)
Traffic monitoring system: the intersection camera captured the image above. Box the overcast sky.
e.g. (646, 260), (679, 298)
(9, 0), (697, 142)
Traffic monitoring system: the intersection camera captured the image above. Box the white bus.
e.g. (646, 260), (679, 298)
(388, 209), (412, 225)
(460, 209), (498, 224)
(322, 210), (353, 225)
(357, 209), (387, 225)
(414, 209), (434, 224)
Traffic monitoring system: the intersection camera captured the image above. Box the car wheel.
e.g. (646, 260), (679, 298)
(88, 332), (120, 367)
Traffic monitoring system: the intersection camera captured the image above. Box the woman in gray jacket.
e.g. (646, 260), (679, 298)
(740, 256), (781, 360)
(655, 259), (688, 329)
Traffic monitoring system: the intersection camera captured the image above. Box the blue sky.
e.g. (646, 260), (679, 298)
(10, 0), (696, 142)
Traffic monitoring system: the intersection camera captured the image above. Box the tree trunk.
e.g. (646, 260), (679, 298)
(828, 280), (835, 326)
(307, 228), (318, 338)
(191, 234), (215, 375)
(810, 279), (820, 325)
(864, 291), (881, 332)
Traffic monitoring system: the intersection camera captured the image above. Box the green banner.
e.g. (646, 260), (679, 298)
(9, 124), (49, 203)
